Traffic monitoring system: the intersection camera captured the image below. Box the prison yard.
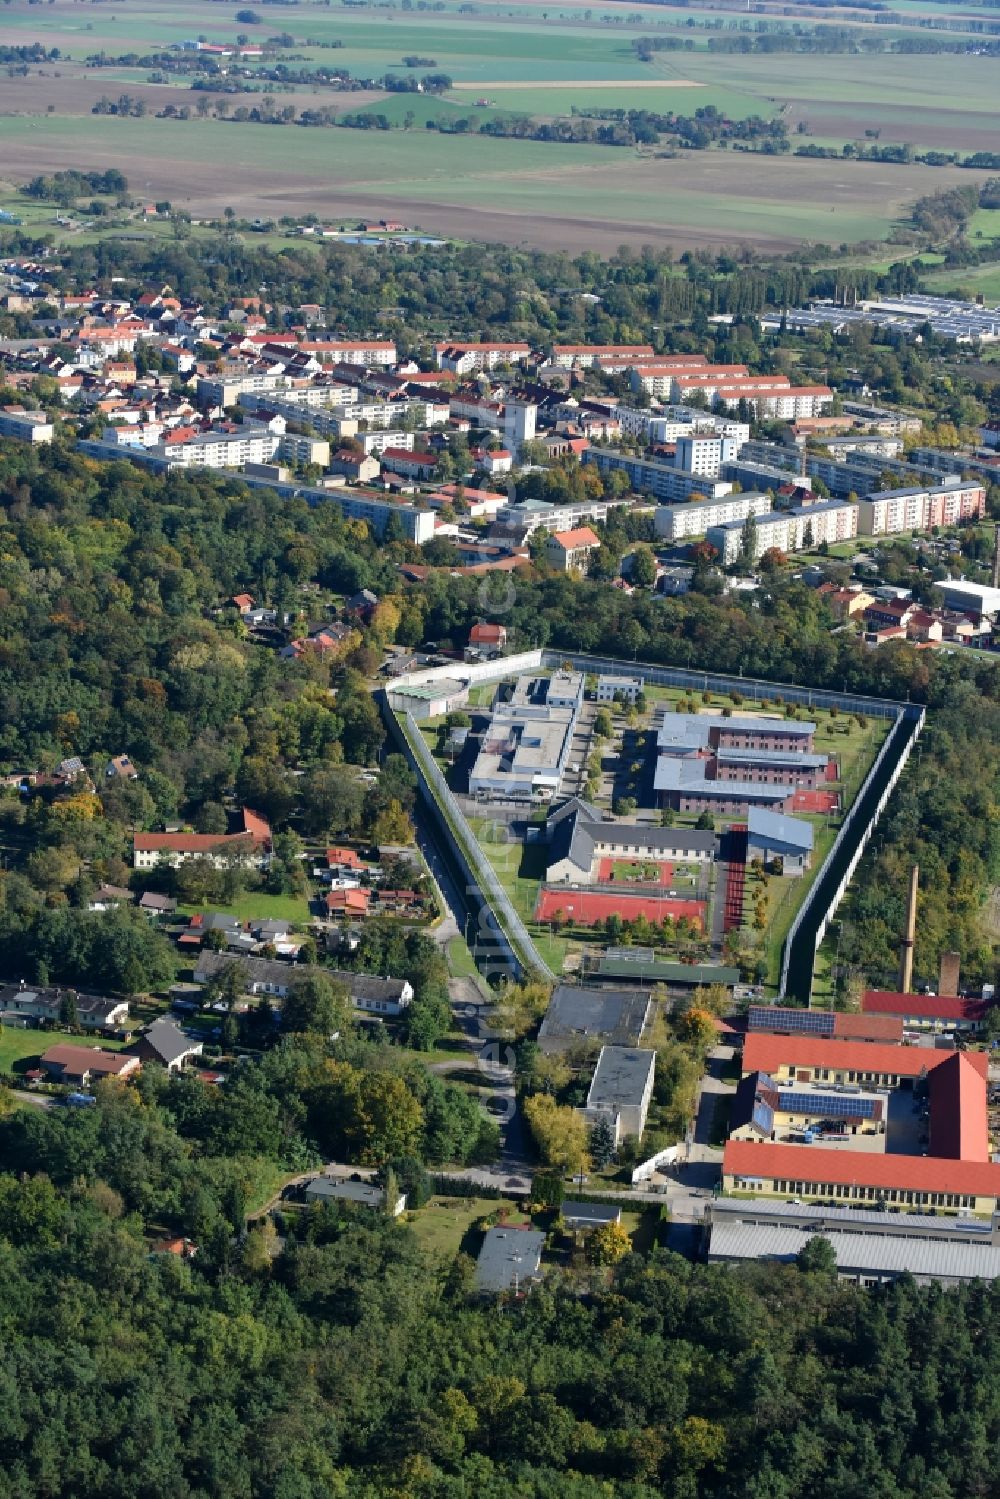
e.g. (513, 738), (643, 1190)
(411, 668), (889, 991)
(1, 0), (999, 251)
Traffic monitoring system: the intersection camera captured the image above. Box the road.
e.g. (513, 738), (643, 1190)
(11, 1089), (55, 1110)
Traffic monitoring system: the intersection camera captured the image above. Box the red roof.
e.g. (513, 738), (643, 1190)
(553, 344), (657, 357)
(550, 527), (600, 550)
(40, 1044), (139, 1077)
(470, 622), (506, 644)
(382, 448), (436, 465)
(832, 1013), (904, 1043)
(723, 1139), (1000, 1200)
(929, 1052), (989, 1161)
(240, 808), (272, 844)
(741, 1032), (985, 1081)
(325, 888), (370, 914)
(135, 831), (252, 854)
(862, 989), (986, 1024)
(327, 846), (363, 869)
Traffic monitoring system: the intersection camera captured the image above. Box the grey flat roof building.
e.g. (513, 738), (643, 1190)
(563, 1201), (623, 1229)
(538, 985), (652, 1054)
(586, 1044), (656, 1140)
(587, 1045), (656, 1113)
(746, 808), (815, 854)
(707, 1220), (1000, 1287)
(475, 1226), (546, 1293)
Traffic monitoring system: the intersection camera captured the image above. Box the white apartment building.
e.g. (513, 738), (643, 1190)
(655, 492), (771, 541)
(584, 448), (733, 505)
(150, 423), (281, 470)
(858, 482), (987, 536)
(197, 372), (292, 408)
(361, 429), (414, 457)
(435, 342), (531, 374)
(278, 433), (330, 468)
(0, 408), (54, 443)
(550, 343), (655, 370)
(101, 422), (164, 449)
(707, 500), (857, 564)
(300, 340), (397, 367)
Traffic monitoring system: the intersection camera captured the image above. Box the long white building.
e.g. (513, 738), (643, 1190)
(707, 500), (858, 564)
(655, 491), (771, 542)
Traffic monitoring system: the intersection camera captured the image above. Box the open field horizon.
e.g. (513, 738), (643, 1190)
(0, 0), (998, 251)
(1, 116), (991, 252)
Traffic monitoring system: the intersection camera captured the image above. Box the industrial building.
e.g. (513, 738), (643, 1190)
(705, 1199), (1000, 1286)
(468, 672), (584, 803)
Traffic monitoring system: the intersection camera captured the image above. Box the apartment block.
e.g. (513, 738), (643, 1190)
(584, 448), (733, 504)
(858, 482), (986, 536)
(654, 491), (771, 541)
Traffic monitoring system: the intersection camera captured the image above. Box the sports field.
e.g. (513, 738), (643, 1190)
(535, 887), (706, 927)
(0, 0), (997, 250)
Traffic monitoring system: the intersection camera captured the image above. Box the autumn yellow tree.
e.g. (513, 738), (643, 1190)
(588, 1219), (632, 1265)
(522, 1093), (590, 1176)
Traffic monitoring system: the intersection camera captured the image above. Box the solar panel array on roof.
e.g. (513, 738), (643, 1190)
(777, 1090), (879, 1122)
(748, 1006), (835, 1037)
(752, 1098), (774, 1135)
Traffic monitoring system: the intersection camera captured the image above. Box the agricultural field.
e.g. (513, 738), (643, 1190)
(0, 0), (997, 251)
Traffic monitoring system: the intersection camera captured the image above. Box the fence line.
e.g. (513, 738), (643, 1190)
(778, 705), (924, 1001)
(383, 699), (554, 986)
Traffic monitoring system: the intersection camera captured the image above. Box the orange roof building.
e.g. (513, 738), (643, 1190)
(740, 1032), (984, 1086)
(722, 1139), (1000, 1213)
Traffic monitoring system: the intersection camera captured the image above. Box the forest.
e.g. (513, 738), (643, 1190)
(0, 1096), (997, 1499)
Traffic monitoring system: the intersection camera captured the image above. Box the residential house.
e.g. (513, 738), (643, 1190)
(105, 753), (139, 780)
(466, 622), (508, 659)
(39, 1044), (141, 1086)
(474, 1226), (545, 1293)
(545, 526), (601, 573)
(0, 983), (129, 1033)
(133, 1017), (204, 1072)
(139, 892), (178, 918)
(302, 1177), (407, 1214)
(191, 953), (413, 1015)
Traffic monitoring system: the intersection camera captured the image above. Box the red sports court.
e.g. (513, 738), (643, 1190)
(792, 789), (838, 813)
(535, 887), (705, 928)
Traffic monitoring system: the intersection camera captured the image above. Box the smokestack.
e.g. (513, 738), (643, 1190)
(938, 951), (960, 998)
(992, 526), (1000, 591)
(898, 864), (918, 994)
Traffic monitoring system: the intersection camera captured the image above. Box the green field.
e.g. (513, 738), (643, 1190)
(407, 1195), (524, 1259)
(178, 893), (312, 925)
(0, 0), (996, 250)
(610, 859), (661, 882)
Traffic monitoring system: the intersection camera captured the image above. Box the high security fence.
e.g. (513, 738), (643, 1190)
(382, 696), (554, 986)
(779, 704), (924, 1003)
